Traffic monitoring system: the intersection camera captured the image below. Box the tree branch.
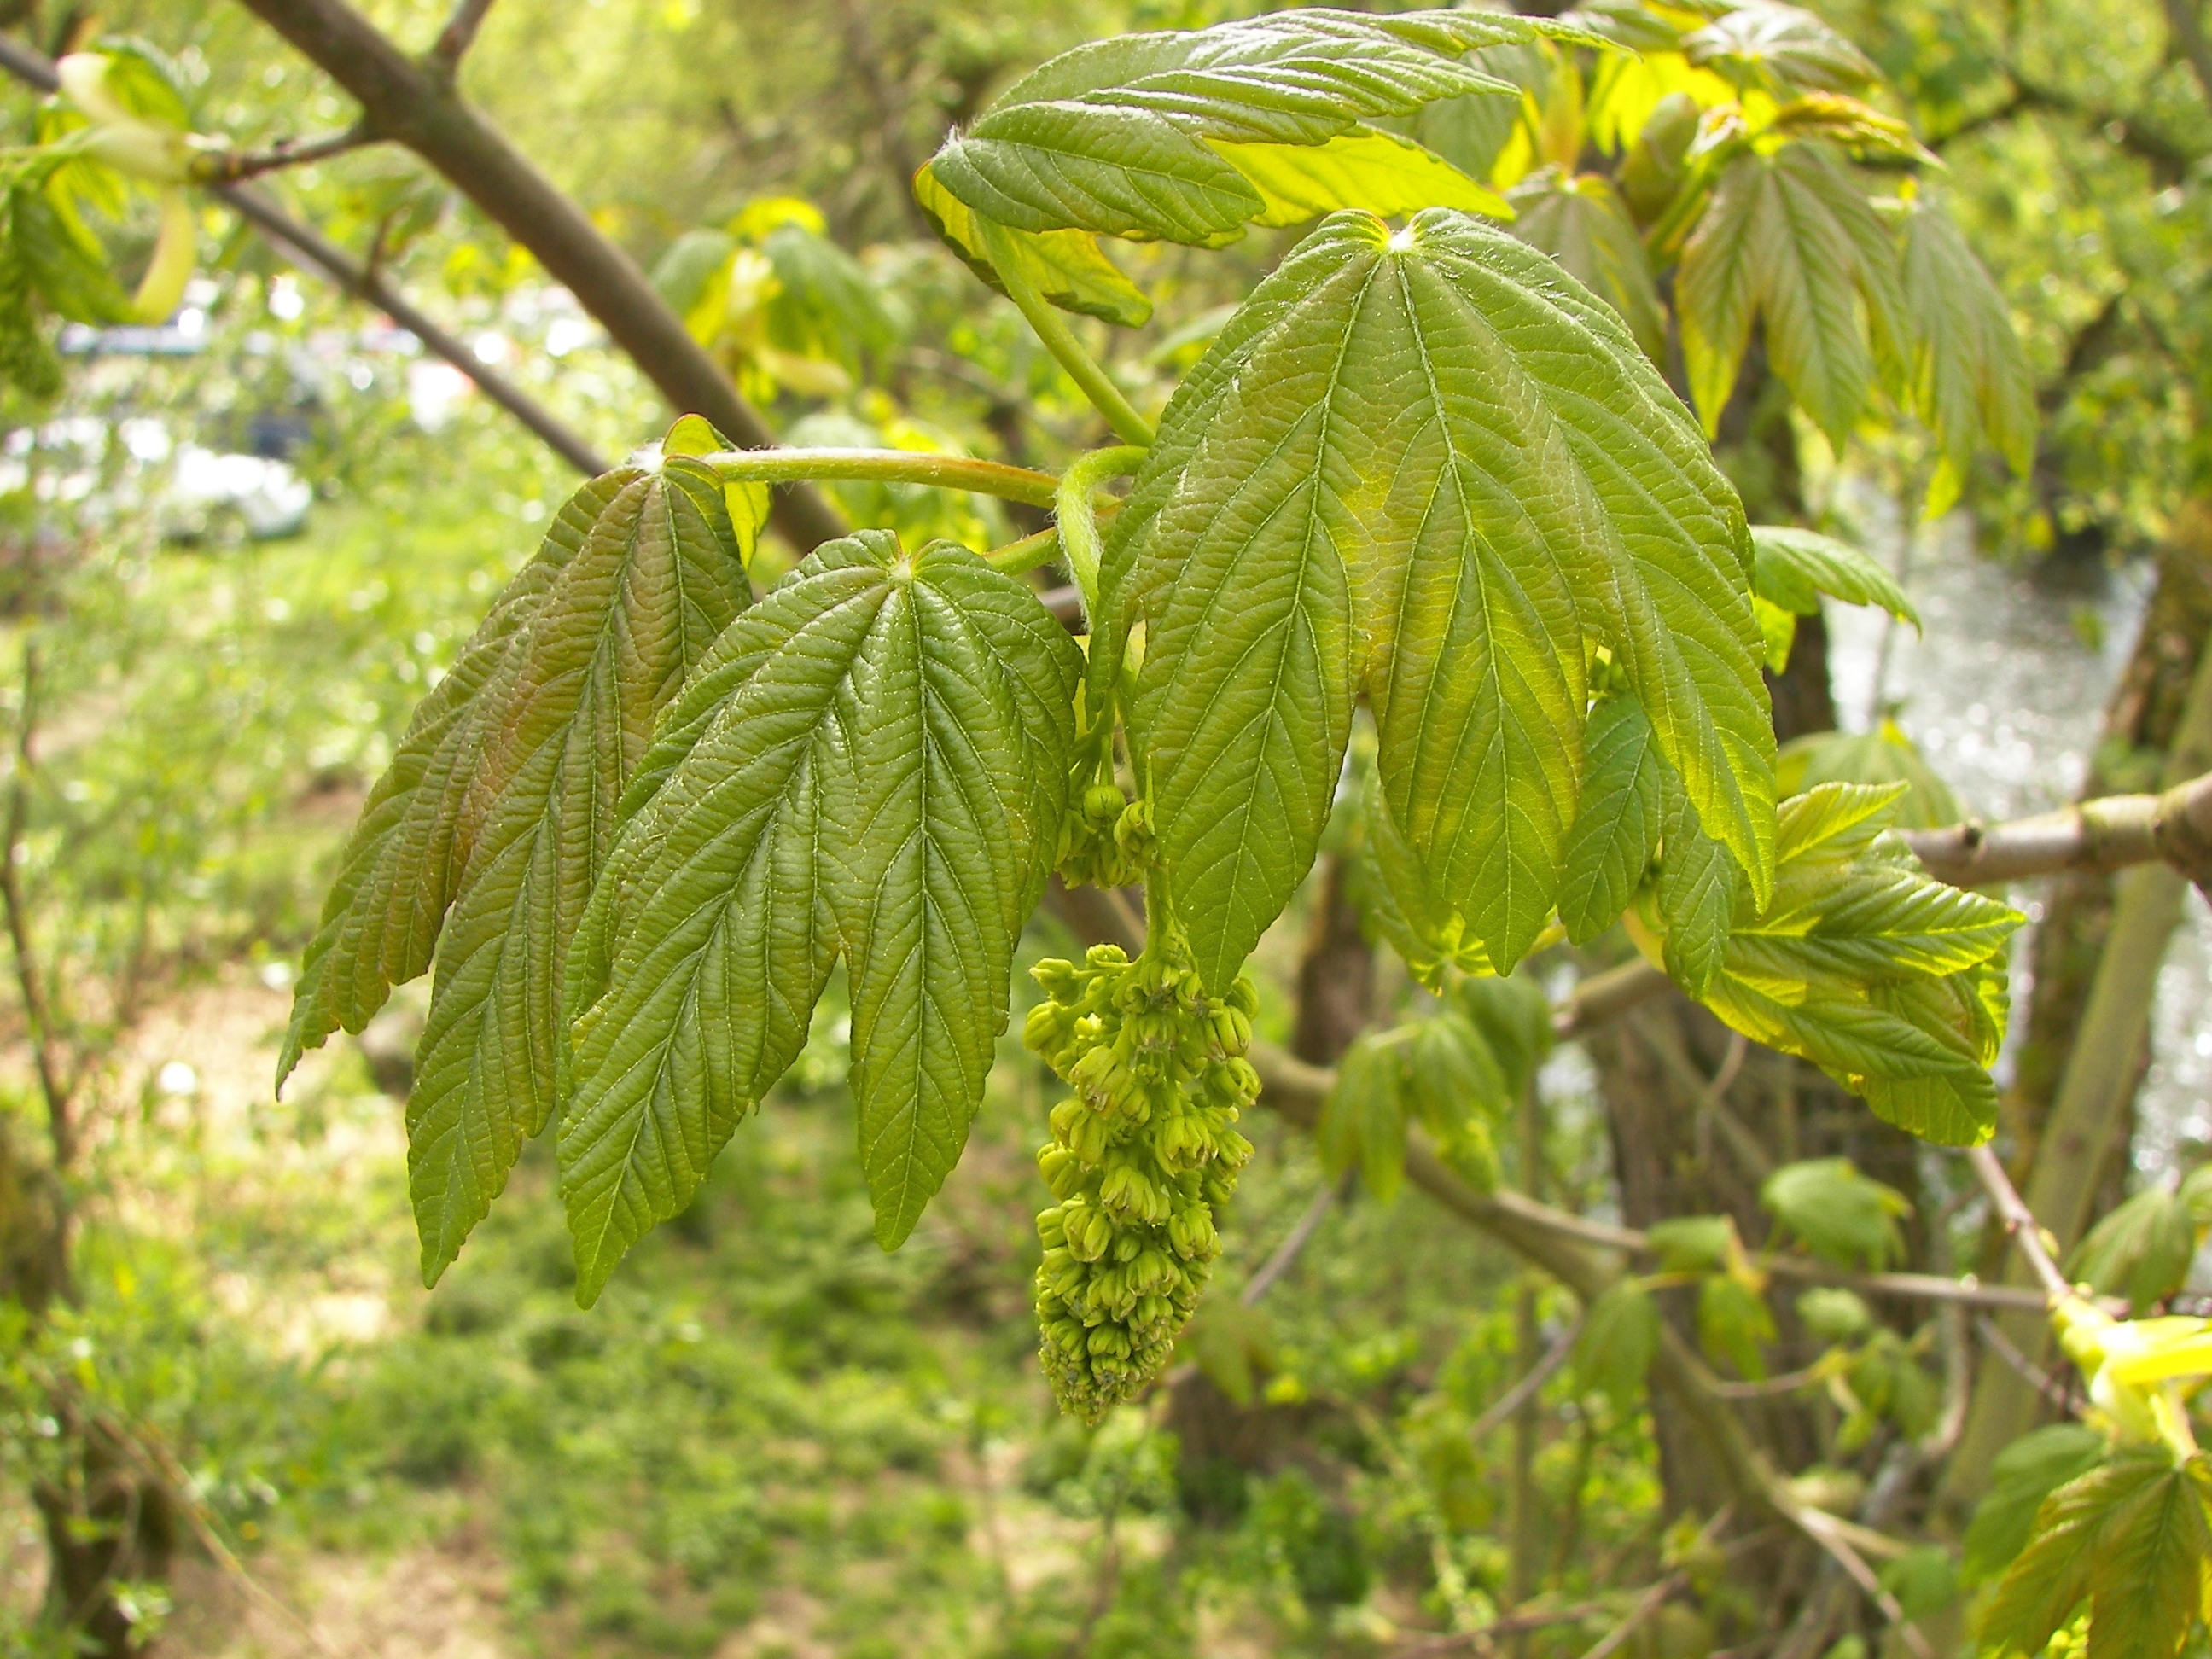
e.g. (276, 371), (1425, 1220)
(0, 32), (610, 477)
(1900, 768), (2212, 888)
(189, 122), (371, 183)
(1964, 1144), (2078, 1304)
(428, 0), (497, 78)
(230, 0), (847, 550)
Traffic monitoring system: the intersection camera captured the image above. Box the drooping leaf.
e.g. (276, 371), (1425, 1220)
(912, 161), (1152, 327)
(1506, 167), (1666, 358)
(1697, 1273), (1774, 1378)
(925, 9), (1598, 249)
(1761, 1156), (1909, 1270)
(2069, 1185), (2205, 1314)
(1897, 195), (2037, 515)
(760, 219), (899, 375)
(1109, 208), (1773, 991)
(1979, 1450), (2212, 1659)
(1454, 972), (1556, 1101)
(1318, 1032), (1409, 1203)
(1654, 759), (1741, 998)
(278, 469), (642, 1091)
(1662, 783), (2022, 1145)
(1648, 1214), (1739, 1275)
(1962, 1425), (2110, 1586)
(1557, 693), (1666, 946)
(1750, 524), (1918, 626)
(1778, 720), (1960, 830)
(1767, 93), (1939, 166)
(408, 459), (754, 1283)
(1681, 5), (1877, 98)
(1576, 1278), (1660, 1406)
(1359, 769), (1499, 988)
(1678, 142), (1910, 448)
(561, 531), (1079, 1299)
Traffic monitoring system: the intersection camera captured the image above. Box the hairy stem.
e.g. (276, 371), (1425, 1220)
(1054, 445), (1145, 618)
(980, 220), (1155, 447)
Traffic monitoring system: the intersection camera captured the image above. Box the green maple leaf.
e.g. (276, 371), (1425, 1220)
(560, 530), (1079, 1301)
(924, 9), (1598, 252)
(1678, 142), (1911, 448)
(1105, 207), (1773, 992)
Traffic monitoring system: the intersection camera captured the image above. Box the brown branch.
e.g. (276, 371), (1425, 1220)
(428, 0), (497, 77)
(1900, 767), (2212, 888)
(0, 33), (611, 477)
(1974, 1315), (2081, 1416)
(229, 0), (847, 550)
(189, 122), (371, 183)
(1964, 1143), (2078, 1303)
(1465, 1316), (1583, 1441)
(221, 184), (614, 475)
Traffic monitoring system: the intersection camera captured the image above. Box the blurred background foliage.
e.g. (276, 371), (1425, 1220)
(0, 0), (2204, 1654)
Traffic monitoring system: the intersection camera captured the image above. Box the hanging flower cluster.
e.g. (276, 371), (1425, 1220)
(1024, 943), (1258, 1421)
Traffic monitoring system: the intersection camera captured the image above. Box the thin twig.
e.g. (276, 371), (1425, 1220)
(1465, 1317), (1583, 1443)
(1963, 1144), (2077, 1302)
(1710, 1365), (1824, 1400)
(1241, 1175), (1345, 1307)
(1786, 1506), (1930, 1659)
(428, 0), (498, 75)
(190, 123), (370, 183)
(1974, 1316), (2081, 1417)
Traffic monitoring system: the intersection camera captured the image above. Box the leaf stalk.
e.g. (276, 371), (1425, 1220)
(1054, 445), (1146, 620)
(978, 219), (1156, 447)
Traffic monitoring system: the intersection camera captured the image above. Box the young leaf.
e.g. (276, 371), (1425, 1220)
(1979, 1449), (2212, 1659)
(1697, 1273), (1774, 1378)
(1678, 143), (1910, 448)
(1681, 5), (1878, 98)
(409, 461), (753, 1283)
(1961, 1425), (2108, 1586)
(924, 10), (1593, 250)
(1897, 195), (2037, 515)
(1655, 761), (1741, 998)
(912, 162), (1152, 328)
(277, 469), (641, 1091)
(1111, 208), (1773, 991)
(561, 531), (1079, 1299)
(1750, 525), (1918, 626)
(2069, 1185), (2203, 1314)
(1667, 783), (2022, 1145)
(1505, 167), (1666, 359)
(1649, 1214), (1739, 1275)
(1213, 127), (1510, 226)
(1778, 721), (1960, 830)
(1318, 1032), (1409, 1203)
(1557, 693), (1666, 946)
(1761, 1156), (1909, 1270)
(1576, 1278), (1660, 1406)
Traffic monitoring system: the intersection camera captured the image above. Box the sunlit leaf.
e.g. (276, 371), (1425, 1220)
(1678, 142), (1910, 447)
(912, 160), (1153, 327)
(926, 9), (1598, 248)
(1505, 167), (1665, 358)
(1683, 5), (1877, 98)
(1897, 195), (2037, 515)
(1107, 208), (1772, 991)
(1750, 525), (1917, 625)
